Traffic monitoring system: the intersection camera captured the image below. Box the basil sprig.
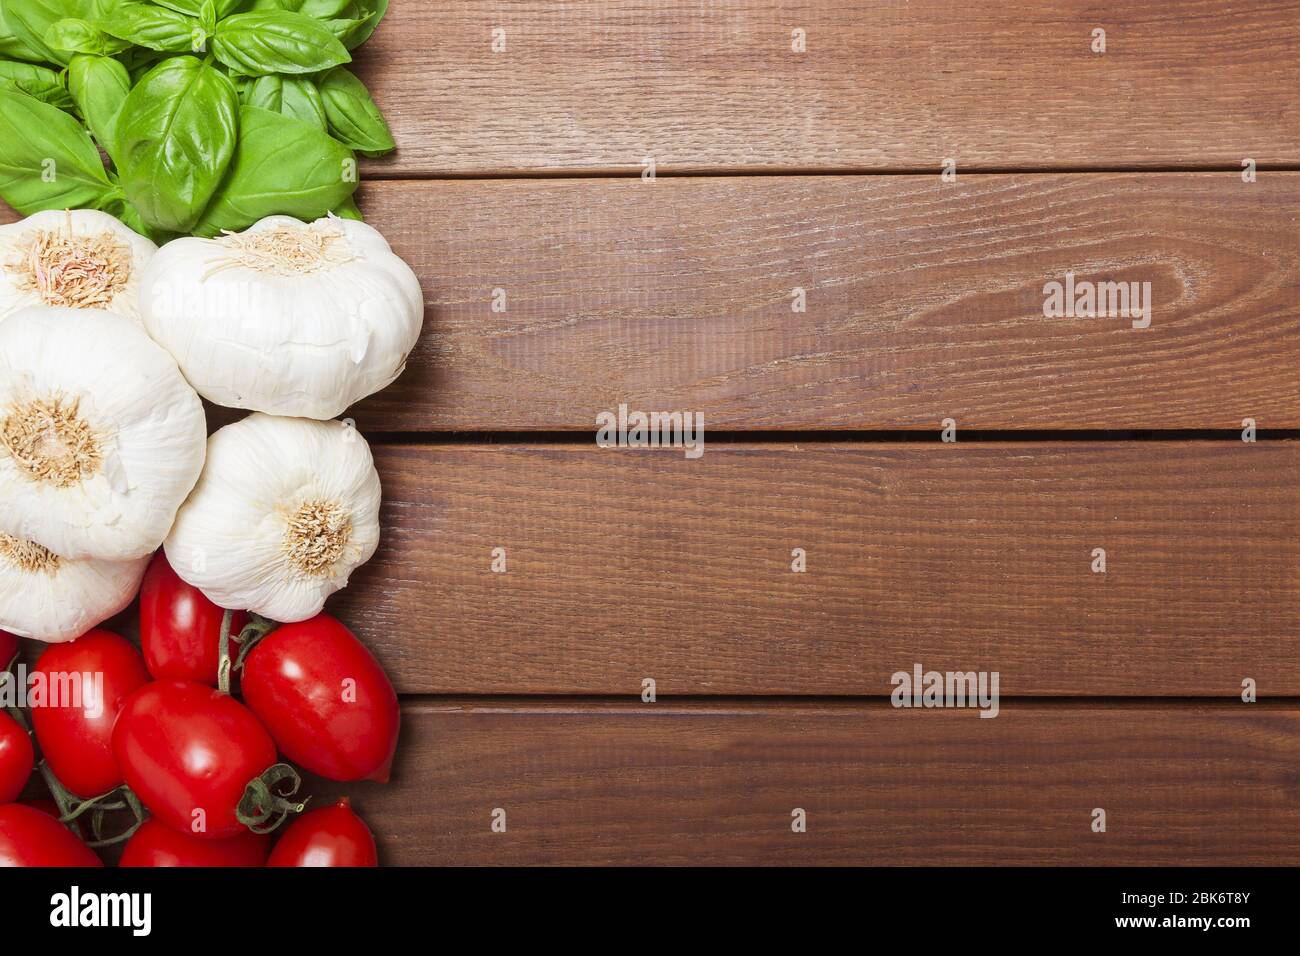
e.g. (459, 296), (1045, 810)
(0, 0), (394, 237)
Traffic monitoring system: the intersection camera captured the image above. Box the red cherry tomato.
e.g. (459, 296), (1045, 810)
(113, 680), (281, 840)
(0, 709), (34, 803)
(0, 629), (17, 668)
(0, 803), (102, 866)
(120, 818), (270, 867)
(268, 798), (377, 867)
(242, 614), (399, 782)
(140, 552), (247, 685)
(29, 630), (149, 799)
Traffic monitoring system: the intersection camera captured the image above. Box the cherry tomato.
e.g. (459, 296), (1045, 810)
(113, 680), (281, 840)
(140, 551), (247, 685)
(267, 798), (377, 867)
(0, 803), (102, 866)
(0, 709), (34, 803)
(0, 629), (16, 668)
(120, 818), (270, 867)
(29, 630), (149, 799)
(242, 614), (399, 782)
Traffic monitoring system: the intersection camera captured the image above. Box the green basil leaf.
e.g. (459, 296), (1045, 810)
(0, 58), (73, 108)
(211, 10), (348, 75)
(98, 2), (205, 53)
(99, 193), (178, 243)
(244, 73), (326, 129)
(67, 53), (130, 161)
(331, 194), (361, 220)
(246, 0), (352, 16)
(331, 0), (383, 49)
(150, 0), (242, 17)
(194, 104), (356, 236)
(116, 55), (238, 232)
(0, 5), (50, 61)
(45, 16), (129, 54)
(0, 86), (113, 213)
(317, 65), (392, 156)
(4, 0), (100, 65)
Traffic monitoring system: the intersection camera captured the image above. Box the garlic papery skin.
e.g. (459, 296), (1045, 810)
(165, 413), (382, 623)
(0, 306), (207, 561)
(0, 210), (157, 323)
(139, 214), (423, 421)
(0, 533), (148, 642)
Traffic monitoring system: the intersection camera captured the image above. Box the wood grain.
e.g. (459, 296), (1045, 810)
(322, 699), (1300, 865)
(344, 173), (1300, 430)
(332, 441), (1300, 696)
(6, 173), (1297, 430)
(351, 0), (1300, 174)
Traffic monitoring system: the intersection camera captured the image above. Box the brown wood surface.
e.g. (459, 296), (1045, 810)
(352, 0), (1300, 174)
(346, 173), (1300, 430)
(332, 441), (1300, 696)
(10, 173), (1298, 431)
(321, 699), (1300, 865)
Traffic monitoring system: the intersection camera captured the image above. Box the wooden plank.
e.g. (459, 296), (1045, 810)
(6, 173), (1298, 430)
(334, 441), (1300, 696)
(352, 0), (1300, 174)
(346, 173), (1300, 430)
(321, 699), (1300, 865)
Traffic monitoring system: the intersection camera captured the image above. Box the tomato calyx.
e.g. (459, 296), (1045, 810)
(237, 762), (310, 834)
(217, 609), (279, 695)
(38, 759), (145, 847)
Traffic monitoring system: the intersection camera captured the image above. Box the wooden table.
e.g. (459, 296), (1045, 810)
(9, 0), (1300, 865)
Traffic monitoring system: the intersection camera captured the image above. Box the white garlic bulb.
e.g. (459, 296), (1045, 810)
(165, 413), (382, 623)
(0, 209), (157, 323)
(0, 306), (207, 561)
(139, 214), (423, 420)
(0, 533), (148, 642)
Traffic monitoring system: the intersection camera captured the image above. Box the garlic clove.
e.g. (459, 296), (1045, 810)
(0, 209), (157, 324)
(0, 306), (207, 561)
(0, 533), (148, 643)
(139, 214), (423, 421)
(165, 413), (382, 623)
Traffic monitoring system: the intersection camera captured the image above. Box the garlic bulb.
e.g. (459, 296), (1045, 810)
(0, 209), (157, 323)
(0, 306), (207, 561)
(0, 533), (148, 642)
(165, 413), (382, 623)
(139, 214), (423, 420)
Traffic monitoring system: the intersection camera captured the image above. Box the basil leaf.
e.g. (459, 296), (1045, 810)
(194, 105), (356, 236)
(247, 0), (352, 16)
(116, 55), (238, 232)
(317, 66), (392, 156)
(331, 0), (383, 49)
(98, 2), (205, 53)
(5, 0), (99, 65)
(150, 0), (242, 17)
(67, 53), (130, 161)
(331, 194), (361, 220)
(0, 5), (49, 61)
(45, 16), (130, 54)
(0, 59), (73, 109)
(0, 86), (113, 214)
(100, 193), (178, 244)
(244, 73), (326, 129)
(211, 10), (348, 75)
